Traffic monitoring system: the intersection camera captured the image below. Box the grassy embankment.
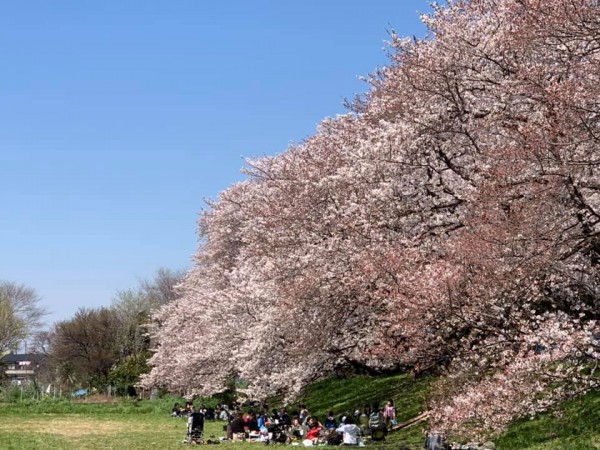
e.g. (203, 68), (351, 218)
(0, 374), (598, 449)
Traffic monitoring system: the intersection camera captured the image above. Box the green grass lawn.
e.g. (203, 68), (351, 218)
(296, 372), (431, 449)
(0, 375), (598, 449)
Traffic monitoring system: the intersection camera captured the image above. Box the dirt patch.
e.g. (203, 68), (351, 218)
(0, 417), (128, 437)
(73, 394), (119, 404)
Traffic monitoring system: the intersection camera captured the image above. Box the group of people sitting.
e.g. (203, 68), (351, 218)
(172, 398), (397, 446)
(172, 401), (221, 420)
(172, 401), (195, 417)
(224, 399), (397, 446)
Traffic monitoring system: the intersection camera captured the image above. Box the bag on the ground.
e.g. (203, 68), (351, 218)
(325, 432), (342, 446)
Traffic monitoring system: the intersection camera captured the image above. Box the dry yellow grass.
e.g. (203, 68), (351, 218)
(0, 417), (130, 437)
(0, 414), (237, 450)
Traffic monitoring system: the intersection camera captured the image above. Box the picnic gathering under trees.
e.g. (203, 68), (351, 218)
(2, 0), (600, 445)
(173, 400), (397, 446)
(142, 0), (600, 440)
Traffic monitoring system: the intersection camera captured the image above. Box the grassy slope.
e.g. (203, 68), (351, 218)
(0, 376), (598, 449)
(296, 372), (431, 449)
(295, 373), (600, 450)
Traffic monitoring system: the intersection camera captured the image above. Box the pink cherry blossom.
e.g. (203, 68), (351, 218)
(142, 0), (600, 438)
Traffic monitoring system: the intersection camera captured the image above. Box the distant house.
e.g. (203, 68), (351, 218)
(0, 353), (43, 386)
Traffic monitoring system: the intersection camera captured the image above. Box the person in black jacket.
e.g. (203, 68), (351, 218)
(227, 413), (246, 440)
(246, 410), (259, 432)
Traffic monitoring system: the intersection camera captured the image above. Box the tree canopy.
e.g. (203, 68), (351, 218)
(0, 281), (47, 354)
(45, 268), (184, 392)
(143, 0), (600, 438)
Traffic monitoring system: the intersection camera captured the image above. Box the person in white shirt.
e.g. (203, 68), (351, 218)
(218, 407), (229, 421)
(335, 415), (362, 446)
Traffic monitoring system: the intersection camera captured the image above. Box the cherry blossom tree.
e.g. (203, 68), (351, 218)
(374, 0), (599, 436)
(143, 0), (599, 437)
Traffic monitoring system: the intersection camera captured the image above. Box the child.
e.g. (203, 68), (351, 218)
(383, 399), (396, 430)
(324, 410), (337, 429)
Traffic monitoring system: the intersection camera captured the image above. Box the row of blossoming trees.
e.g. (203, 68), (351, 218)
(142, 0), (600, 438)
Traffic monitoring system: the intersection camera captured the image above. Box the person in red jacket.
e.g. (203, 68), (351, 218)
(305, 415), (323, 443)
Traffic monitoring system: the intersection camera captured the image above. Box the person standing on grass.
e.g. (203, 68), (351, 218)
(299, 404), (309, 424)
(383, 399), (396, 430)
(183, 401), (194, 416)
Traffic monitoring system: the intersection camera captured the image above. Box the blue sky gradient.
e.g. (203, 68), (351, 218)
(0, 1), (430, 326)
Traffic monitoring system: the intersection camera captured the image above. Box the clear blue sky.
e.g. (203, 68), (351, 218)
(0, 1), (430, 327)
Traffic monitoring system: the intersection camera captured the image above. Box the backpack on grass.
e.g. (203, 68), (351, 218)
(369, 411), (387, 442)
(368, 411), (385, 430)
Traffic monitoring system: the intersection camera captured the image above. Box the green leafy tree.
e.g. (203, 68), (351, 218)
(109, 268), (185, 390)
(109, 353), (151, 396)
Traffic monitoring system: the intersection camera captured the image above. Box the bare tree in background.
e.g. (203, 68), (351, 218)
(50, 307), (122, 390)
(30, 330), (53, 356)
(34, 268), (184, 393)
(0, 281), (47, 354)
(139, 267), (185, 307)
(111, 268), (185, 358)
